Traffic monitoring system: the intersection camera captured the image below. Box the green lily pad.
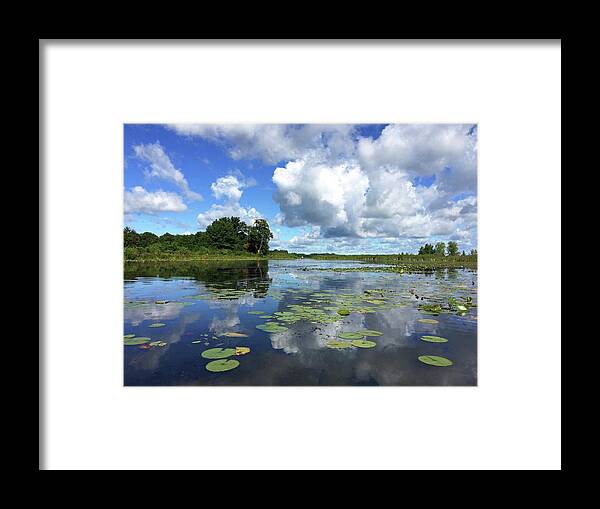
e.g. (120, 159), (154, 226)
(418, 318), (439, 324)
(337, 309), (350, 316)
(123, 334), (136, 339)
(326, 340), (352, 349)
(148, 323), (166, 328)
(338, 332), (365, 340)
(256, 323), (288, 333)
(201, 348), (237, 359)
(221, 332), (248, 338)
(149, 341), (167, 347)
(124, 337), (151, 345)
(357, 329), (383, 337)
(418, 355), (453, 367)
(205, 359), (240, 372)
(351, 339), (377, 348)
(420, 335), (448, 343)
(248, 311), (264, 314)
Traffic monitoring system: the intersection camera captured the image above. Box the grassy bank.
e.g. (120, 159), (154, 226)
(124, 252), (477, 269)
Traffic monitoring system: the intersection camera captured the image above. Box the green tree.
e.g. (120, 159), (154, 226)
(247, 219), (273, 255)
(418, 243), (435, 255)
(124, 227), (139, 247)
(205, 217), (249, 251)
(447, 241), (459, 256)
(434, 242), (446, 256)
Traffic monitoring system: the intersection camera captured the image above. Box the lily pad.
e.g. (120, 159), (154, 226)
(201, 347), (237, 359)
(149, 341), (167, 347)
(191, 340), (202, 344)
(205, 359), (240, 372)
(154, 300), (169, 304)
(235, 346), (251, 356)
(338, 332), (365, 340)
(221, 332), (249, 338)
(124, 337), (151, 345)
(357, 329), (383, 337)
(351, 339), (377, 348)
(148, 323), (166, 328)
(256, 323), (288, 333)
(418, 318), (439, 324)
(418, 355), (453, 367)
(326, 340), (353, 349)
(420, 335), (448, 343)
(248, 311), (264, 314)
(337, 309), (350, 316)
(123, 334), (136, 339)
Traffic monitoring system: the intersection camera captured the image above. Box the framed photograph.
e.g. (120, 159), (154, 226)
(123, 123), (478, 386)
(41, 40), (561, 470)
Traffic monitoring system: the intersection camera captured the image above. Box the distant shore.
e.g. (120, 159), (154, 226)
(124, 254), (477, 269)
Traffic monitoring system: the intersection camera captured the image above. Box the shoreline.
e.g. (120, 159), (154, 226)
(124, 257), (477, 270)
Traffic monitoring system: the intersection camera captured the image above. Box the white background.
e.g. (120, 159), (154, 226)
(41, 41), (561, 470)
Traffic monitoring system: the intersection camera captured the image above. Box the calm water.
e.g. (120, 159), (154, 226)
(124, 259), (477, 386)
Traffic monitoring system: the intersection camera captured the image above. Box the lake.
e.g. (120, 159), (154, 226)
(124, 259), (477, 386)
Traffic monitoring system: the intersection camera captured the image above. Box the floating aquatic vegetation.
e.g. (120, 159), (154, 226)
(364, 299), (386, 305)
(418, 318), (439, 324)
(205, 359), (240, 372)
(248, 311), (264, 315)
(273, 305), (341, 325)
(154, 300), (169, 304)
(357, 329), (383, 337)
(256, 322), (289, 333)
(221, 332), (249, 338)
(148, 323), (166, 328)
(351, 339), (377, 348)
(201, 348), (237, 359)
(326, 340), (353, 349)
(420, 335), (448, 343)
(191, 340), (202, 344)
(124, 337), (151, 345)
(258, 315), (274, 319)
(338, 332), (365, 340)
(149, 341), (167, 347)
(235, 346), (251, 356)
(123, 334), (136, 339)
(419, 304), (442, 314)
(418, 355), (453, 367)
(337, 309), (350, 316)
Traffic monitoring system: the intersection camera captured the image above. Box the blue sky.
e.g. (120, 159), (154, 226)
(124, 124), (477, 254)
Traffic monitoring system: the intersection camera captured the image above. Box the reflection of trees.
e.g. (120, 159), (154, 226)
(124, 260), (271, 297)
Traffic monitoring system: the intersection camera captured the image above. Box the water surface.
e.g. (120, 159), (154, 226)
(124, 259), (477, 386)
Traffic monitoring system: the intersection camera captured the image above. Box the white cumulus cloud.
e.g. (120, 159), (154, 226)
(124, 186), (187, 214)
(167, 123), (357, 164)
(133, 142), (202, 201)
(197, 175), (264, 228)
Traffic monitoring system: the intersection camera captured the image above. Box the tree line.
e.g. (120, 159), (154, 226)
(124, 217), (273, 259)
(124, 216), (476, 261)
(417, 241), (477, 257)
